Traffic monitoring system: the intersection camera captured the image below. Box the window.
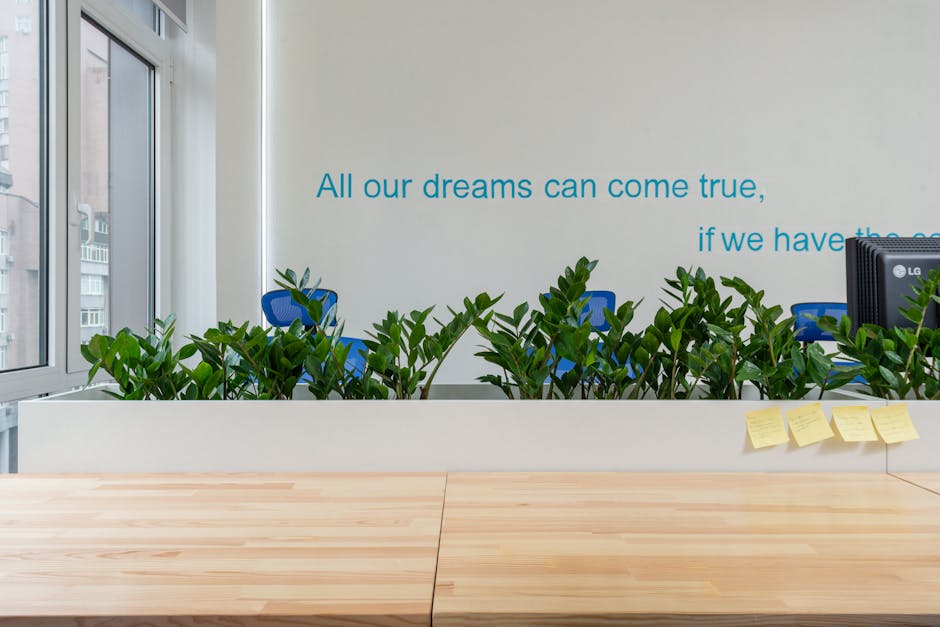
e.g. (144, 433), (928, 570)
(0, 346), (5, 370)
(80, 308), (103, 327)
(0, 0), (43, 376)
(80, 273), (103, 295)
(80, 242), (109, 263)
(74, 16), (154, 353)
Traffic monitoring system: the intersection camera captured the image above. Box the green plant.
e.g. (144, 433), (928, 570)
(475, 257), (598, 399)
(819, 266), (940, 400)
(304, 332), (389, 400)
(722, 276), (853, 400)
(592, 300), (643, 400)
(365, 292), (501, 400)
(82, 314), (197, 400)
(187, 321), (254, 399)
(645, 267), (746, 399)
(274, 268), (388, 400)
(211, 320), (310, 400)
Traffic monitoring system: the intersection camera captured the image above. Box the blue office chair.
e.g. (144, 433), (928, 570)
(548, 290), (617, 376)
(791, 302), (847, 341)
(790, 302), (864, 384)
(337, 336), (368, 378)
(261, 288), (368, 378)
(544, 290), (616, 332)
(261, 288), (338, 328)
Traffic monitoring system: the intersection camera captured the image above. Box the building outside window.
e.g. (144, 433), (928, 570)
(0, 269), (7, 293)
(0, 228), (7, 255)
(0, 346), (5, 370)
(93, 217), (108, 234)
(0, 308), (6, 332)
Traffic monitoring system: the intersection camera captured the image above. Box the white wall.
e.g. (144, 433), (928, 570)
(222, 0), (940, 382)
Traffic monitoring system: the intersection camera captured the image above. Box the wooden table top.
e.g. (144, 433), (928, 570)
(0, 473), (447, 626)
(434, 472), (940, 626)
(894, 472), (940, 496)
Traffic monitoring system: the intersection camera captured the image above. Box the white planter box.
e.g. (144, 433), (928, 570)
(18, 385), (888, 473)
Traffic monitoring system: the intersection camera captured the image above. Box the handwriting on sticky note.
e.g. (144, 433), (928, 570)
(832, 406), (878, 442)
(870, 404), (919, 444)
(785, 403), (834, 447)
(745, 407), (789, 449)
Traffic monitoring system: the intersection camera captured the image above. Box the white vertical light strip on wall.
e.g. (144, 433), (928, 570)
(260, 0), (268, 306)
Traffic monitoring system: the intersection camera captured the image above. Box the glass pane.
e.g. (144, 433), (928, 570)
(0, 0), (44, 373)
(79, 17), (154, 345)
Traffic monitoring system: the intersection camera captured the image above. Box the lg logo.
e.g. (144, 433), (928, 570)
(892, 264), (922, 279)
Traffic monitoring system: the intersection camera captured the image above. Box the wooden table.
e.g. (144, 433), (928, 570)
(894, 472), (940, 496)
(434, 473), (940, 626)
(3, 472), (940, 626)
(0, 473), (447, 626)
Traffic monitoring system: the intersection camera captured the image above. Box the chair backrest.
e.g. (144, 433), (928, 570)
(543, 290), (616, 332)
(261, 288), (338, 328)
(791, 302), (847, 342)
(338, 336), (368, 377)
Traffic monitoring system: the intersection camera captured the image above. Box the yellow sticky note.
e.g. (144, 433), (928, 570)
(871, 404), (920, 444)
(745, 407), (790, 449)
(785, 403), (835, 447)
(832, 406), (878, 442)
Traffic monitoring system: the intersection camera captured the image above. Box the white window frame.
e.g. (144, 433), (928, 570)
(65, 0), (171, 374)
(0, 0), (173, 401)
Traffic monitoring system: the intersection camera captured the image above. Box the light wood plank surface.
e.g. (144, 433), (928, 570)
(434, 473), (940, 626)
(894, 473), (940, 496)
(0, 473), (447, 627)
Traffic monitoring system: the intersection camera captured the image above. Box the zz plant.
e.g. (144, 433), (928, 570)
(365, 292), (502, 400)
(818, 265), (940, 400)
(475, 257), (599, 399)
(82, 314), (197, 400)
(83, 260), (885, 403)
(274, 268), (389, 400)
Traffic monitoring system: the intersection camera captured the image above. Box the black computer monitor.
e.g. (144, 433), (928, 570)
(845, 237), (940, 330)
